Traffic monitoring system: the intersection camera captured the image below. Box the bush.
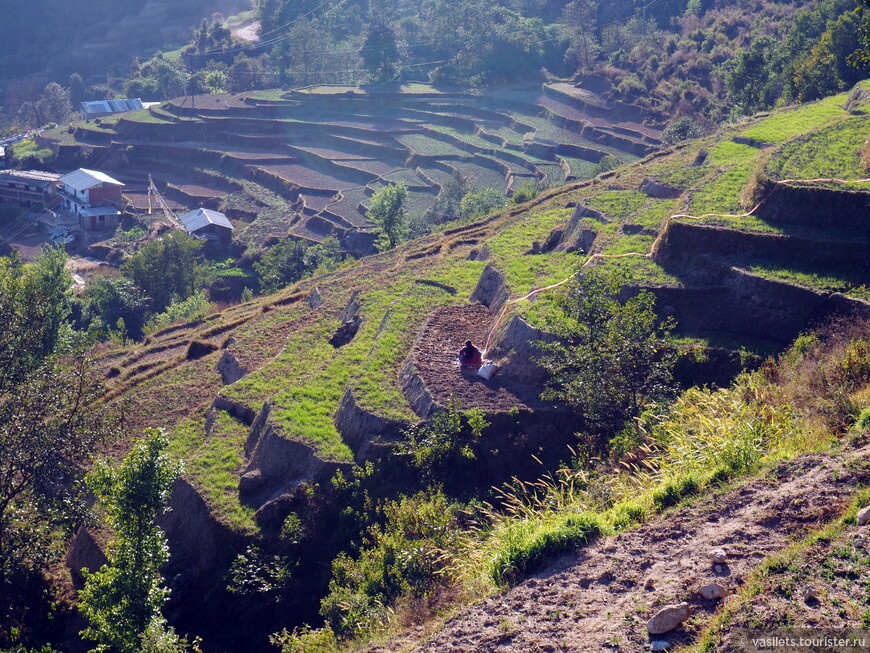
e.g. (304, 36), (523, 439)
(460, 187), (507, 219)
(320, 491), (463, 637)
(511, 179), (539, 204)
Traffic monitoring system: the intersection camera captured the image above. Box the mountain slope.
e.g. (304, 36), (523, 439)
(66, 83), (870, 650)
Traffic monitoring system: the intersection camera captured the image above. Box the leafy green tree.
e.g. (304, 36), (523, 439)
(255, 238), (309, 293)
(460, 186), (507, 218)
(304, 236), (343, 274)
(0, 247), (72, 390)
(227, 53), (277, 92)
(255, 236), (343, 294)
(367, 183), (408, 251)
(122, 231), (205, 313)
(790, 30), (845, 102)
(538, 268), (677, 434)
(79, 429), (184, 653)
(361, 20), (400, 82)
(562, 0), (600, 71)
(0, 250), (122, 630)
(0, 343), (120, 588)
(200, 69), (228, 94)
(850, 0), (870, 71)
(69, 73), (86, 106)
(84, 277), (151, 341)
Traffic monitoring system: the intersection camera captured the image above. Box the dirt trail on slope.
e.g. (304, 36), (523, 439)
(375, 444), (870, 652)
(411, 304), (544, 413)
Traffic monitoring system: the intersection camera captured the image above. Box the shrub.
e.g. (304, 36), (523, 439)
(271, 625), (338, 653)
(511, 179), (539, 204)
(460, 187), (507, 219)
(320, 491), (463, 637)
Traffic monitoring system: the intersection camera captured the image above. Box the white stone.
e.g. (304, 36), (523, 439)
(699, 582), (729, 600)
(650, 641), (671, 651)
(708, 548), (727, 563)
(857, 506), (870, 526)
(647, 603), (691, 635)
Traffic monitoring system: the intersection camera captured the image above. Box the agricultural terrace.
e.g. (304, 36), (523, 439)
(95, 82), (870, 535)
(40, 82), (661, 255)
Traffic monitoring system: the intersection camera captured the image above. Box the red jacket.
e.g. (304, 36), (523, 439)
(458, 345), (482, 366)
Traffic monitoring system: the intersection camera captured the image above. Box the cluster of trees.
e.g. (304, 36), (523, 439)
(603, 0), (868, 122)
(0, 248), (122, 644)
(0, 247), (207, 652)
(79, 231), (213, 342)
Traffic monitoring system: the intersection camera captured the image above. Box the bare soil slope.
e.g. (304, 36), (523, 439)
(410, 304), (545, 413)
(372, 442), (870, 652)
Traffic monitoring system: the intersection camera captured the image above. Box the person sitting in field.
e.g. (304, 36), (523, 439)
(458, 340), (483, 368)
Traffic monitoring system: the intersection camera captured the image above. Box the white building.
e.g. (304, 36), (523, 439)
(58, 168), (124, 231)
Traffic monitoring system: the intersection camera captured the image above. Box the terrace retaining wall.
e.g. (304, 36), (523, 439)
(756, 179), (870, 232)
(333, 389), (406, 462)
(653, 220), (870, 273)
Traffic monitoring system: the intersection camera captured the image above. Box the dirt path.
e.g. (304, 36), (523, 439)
(411, 304), (543, 413)
(375, 444), (870, 652)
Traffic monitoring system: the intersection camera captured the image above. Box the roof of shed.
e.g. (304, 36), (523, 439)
(179, 207), (234, 232)
(80, 98), (144, 115)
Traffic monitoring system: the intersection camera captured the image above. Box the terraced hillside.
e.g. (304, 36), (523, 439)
(66, 85), (870, 650)
(40, 82), (661, 255)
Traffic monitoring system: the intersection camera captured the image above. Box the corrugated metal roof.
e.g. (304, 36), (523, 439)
(59, 168), (123, 191)
(179, 207), (234, 232)
(80, 98), (144, 115)
(0, 170), (60, 185)
(80, 206), (121, 217)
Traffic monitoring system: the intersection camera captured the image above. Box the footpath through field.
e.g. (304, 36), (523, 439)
(368, 442), (870, 652)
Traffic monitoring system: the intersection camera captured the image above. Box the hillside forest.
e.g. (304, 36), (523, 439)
(1, 0), (870, 652)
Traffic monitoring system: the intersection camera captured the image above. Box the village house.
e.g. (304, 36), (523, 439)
(0, 170), (61, 209)
(58, 168), (124, 231)
(179, 207), (234, 246)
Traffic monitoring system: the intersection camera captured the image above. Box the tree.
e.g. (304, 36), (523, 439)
(538, 268), (677, 434)
(84, 276), (151, 341)
(37, 82), (71, 125)
(122, 231), (205, 313)
(0, 251), (121, 627)
(562, 0), (599, 71)
(254, 236), (343, 293)
(0, 247), (72, 391)
(69, 73), (86, 106)
(254, 238), (309, 293)
(79, 429), (184, 653)
(0, 345), (119, 585)
(227, 53), (277, 93)
(367, 183), (408, 251)
(361, 20), (400, 82)
(460, 187), (507, 218)
(722, 36), (779, 114)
